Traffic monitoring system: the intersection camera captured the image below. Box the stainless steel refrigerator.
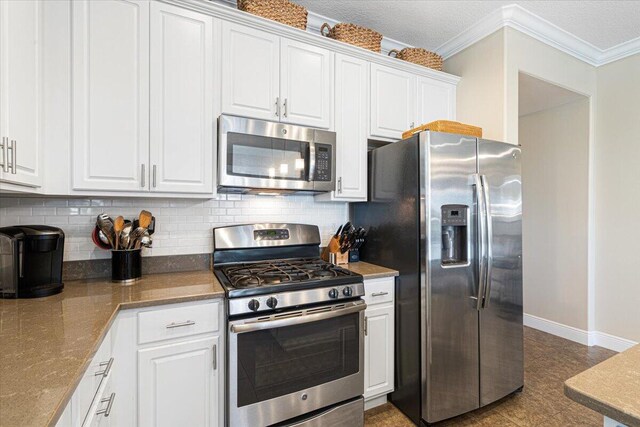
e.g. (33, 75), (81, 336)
(352, 131), (523, 425)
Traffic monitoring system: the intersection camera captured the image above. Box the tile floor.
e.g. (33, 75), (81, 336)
(364, 326), (616, 426)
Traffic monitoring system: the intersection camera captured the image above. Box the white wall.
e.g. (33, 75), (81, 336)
(443, 30), (506, 142)
(594, 53), (640, 342)
(520, 98), (590, 330)
(0, 195), (348, 261)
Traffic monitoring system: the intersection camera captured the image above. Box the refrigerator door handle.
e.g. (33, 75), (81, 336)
(474, 173), (487, 310)
(481, 175), (494, 308)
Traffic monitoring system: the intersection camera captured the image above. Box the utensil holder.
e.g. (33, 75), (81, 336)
(331, 251), (349, 265)
(112, 249), (141, 284)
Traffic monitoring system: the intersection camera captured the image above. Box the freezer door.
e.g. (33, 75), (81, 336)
(421, 132), (480, 423)
(477, 140), (524, 406)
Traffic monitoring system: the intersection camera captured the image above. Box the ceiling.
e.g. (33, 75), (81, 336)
(518, 73), (586, 117)
(295, 1), (640, 51)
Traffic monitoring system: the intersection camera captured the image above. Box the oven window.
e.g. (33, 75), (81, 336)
(236, 312), (360, 407)
(227, 132), (308, 180)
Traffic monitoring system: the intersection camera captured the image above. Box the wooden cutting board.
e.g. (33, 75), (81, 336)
(402, 120), (483, 139)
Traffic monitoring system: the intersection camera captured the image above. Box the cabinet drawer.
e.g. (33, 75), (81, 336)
(138, 300), (220, 345)
(73, 330), (113, 426)
(83, 368), (115, 427)
(363, 277), (395, 306)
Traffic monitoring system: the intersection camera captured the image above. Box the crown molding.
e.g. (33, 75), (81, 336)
(436, 4), (640, 67)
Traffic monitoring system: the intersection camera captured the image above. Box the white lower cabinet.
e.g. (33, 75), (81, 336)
(363, 277), (395, 409)
(138, 336), (220, 427)
(55, 299), (225, 427)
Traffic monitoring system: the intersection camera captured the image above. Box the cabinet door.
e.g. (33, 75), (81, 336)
(149, 2), (214, 193)
(72, 0), (149, 191)
(0, 0), (43, 187)
(334, 54), (367, 200)
(364, 304), (394, 399)
(138, 336), (220, 427)
(280, 38), (332, 128)
(416, 77), (456, 125)
(370, 64), (415, 140)
(221, 22), (279, 121)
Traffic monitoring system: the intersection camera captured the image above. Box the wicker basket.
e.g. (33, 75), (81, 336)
(237, 0), (308, 30)
(389, 48), (443, 71)
(320, 23), (382, 53)
(402, 120), (483, 139)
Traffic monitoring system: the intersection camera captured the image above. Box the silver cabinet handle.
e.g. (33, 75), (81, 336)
(275, 97), (280, 117)
(338, 177), (342, 193)
(95, 357), (114, 377)
(364, 316), (368, 336)
(166, 320), (196, 329)
(96, 393), (115, 417)
(0, 137), (7, 173)
(9, 140), (17, 174)
(141, 164), (146, 187)
(283, 98), (288, 117)
(371, 291), (389, 297)
(152, 164), (157, 188)
(212, 344), (217, 370)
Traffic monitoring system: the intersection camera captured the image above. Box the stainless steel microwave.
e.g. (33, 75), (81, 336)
(218, 115), (336, 194)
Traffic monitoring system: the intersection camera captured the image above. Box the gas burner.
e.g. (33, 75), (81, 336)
(219, 257), (357, 293)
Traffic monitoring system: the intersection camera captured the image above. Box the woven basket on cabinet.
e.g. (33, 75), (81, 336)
(320, 22), (382, 53)
(389, 47), (443, 71)
(237, 0), (308, 30)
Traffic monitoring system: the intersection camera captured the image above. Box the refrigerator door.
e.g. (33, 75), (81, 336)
(421, 132), (480, 423)
(477, 140), (524, 406)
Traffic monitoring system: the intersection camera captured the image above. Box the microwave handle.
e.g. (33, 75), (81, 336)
(307, 142), (316, 182)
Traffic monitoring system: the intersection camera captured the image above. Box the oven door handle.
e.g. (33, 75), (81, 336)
(230, 301), (366, 334)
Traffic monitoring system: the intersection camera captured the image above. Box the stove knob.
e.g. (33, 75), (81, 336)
(328, 288), (339, 299)
(266, 297), (278, 309)
(343, 287), (353, 297)
(248, 299), (260, 312)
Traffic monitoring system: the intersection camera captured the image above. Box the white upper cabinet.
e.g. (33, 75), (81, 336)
(332, 54), (367, 200)
(370, 64), (416, 140)
(221, 22), (279, 121)
(221, 24), (333, 128)
(279, 39), (332, 129)
(150, 2), (215, 194)
(72, 0), (150, 191)
(416, 76), (456, 125)
(0, 0), (43, 187)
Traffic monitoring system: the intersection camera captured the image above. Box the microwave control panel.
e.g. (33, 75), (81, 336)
(314, 144), (332, 182)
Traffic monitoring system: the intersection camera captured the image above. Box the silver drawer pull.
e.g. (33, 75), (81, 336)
(371, 291), (389, 297)
(95, 357), (114, 377)
(96, 392), (116, 417)
(166, 320), (196, 329)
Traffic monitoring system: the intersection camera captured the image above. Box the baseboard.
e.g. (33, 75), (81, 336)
(364, 394), (388, 411)
(523, 313), (590, 345)
(588, 331), (637, 353)
(523, 313), (638, 352)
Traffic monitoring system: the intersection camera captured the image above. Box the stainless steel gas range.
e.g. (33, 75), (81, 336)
(213, 224), (366, 427)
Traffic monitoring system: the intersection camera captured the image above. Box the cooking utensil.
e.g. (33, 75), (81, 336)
(92, 227), (111, 250)
(96, 214), (115, 248)
(120, 223), (133, 250)
(139, 210), (152, 229)
(113, 216), (125, 250)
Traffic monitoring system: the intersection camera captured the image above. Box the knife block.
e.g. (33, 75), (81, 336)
(331, 251), (349, 265)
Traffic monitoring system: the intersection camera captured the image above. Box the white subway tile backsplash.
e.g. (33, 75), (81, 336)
(0, 195), (348, 261)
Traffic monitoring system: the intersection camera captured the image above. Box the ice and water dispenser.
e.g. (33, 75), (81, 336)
(441, 205), (468, 266)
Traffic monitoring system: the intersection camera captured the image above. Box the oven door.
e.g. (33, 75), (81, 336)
(228, 300), (365, 427)
(218, 115), (335, 193)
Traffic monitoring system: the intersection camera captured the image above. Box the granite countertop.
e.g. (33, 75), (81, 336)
(342, 261), (399, 279)
(565, 344), (640, 427)
(0, 271), (225, 427)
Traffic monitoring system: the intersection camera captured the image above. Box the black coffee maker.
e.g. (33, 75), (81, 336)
(0, 225), (65, 298)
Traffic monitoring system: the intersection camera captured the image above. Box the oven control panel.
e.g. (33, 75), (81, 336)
(314, 144), (332, 182)
(253, 229), (289, 241)
(228, 283), (365, 316)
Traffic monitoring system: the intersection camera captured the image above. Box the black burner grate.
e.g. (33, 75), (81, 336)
(221, 258), (350, 289)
